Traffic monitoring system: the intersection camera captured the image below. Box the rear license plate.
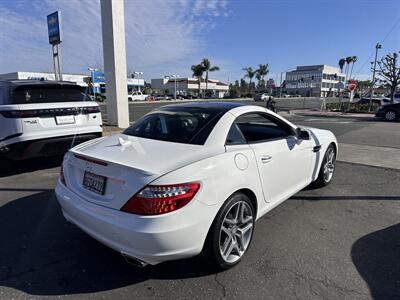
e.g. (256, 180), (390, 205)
(55, 115), (75, 125)
(82, 171), (106, 195)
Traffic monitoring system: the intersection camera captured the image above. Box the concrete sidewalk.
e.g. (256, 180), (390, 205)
(291, 109), (376, 120)
(338, 143), (400, 170)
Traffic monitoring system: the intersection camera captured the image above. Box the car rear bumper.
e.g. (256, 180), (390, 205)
(1, 132), (102, 159)
(55, 181), (218, 265)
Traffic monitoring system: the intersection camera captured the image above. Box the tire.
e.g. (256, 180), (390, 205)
(314, 144), (336, 187)
(204, 193), (255, 270)
(384, 110), (397, 122)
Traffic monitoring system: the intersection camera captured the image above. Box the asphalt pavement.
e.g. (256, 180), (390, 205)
(0, 105), (399, 299)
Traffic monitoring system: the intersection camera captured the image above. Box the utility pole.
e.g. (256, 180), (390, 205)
(279, 72), (283, 98)
(369, 42), (382, 111)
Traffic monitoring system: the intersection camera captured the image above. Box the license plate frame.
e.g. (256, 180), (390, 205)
(55, 115), (75, 125)
(82, 171), (107, 195)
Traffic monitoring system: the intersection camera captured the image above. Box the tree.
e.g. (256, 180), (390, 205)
(242, 67), (256, 92)
(349, 56), (358, 79)
(338, 58), (346, 73)
(345, 56), (353, 81)
(376, 52), (400, 102)
(200, 58), (220, 94)
(256, 64), (269, 89)
(191, 64), (204, 97)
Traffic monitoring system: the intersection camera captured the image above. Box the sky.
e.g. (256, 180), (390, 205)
(0, 0), (399, 83)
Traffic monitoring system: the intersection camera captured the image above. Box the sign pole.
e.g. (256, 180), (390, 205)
(47, 11), (63, 81)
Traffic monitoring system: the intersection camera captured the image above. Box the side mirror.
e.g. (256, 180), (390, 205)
(295, 128), (310, 140)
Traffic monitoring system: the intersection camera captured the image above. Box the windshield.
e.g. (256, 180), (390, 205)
(123, 107), (223, 145)
(11, 85), (90, 104)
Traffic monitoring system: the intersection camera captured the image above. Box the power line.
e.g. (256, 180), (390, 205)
(354, 15), (400, 77)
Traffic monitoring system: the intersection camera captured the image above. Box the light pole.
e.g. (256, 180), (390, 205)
(133, 71), (143, 92)
(168, 75), (179, 100)
(279, 68), (295, 97)
(88, 67), (99, 100)
(369, 43), (382, 111)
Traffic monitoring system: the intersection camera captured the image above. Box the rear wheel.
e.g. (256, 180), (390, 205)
(314, 144), (336, 187)
(384, 110), (397, 121)
(205, 193), (255, 270)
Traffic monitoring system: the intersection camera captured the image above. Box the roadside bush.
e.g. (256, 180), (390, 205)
(326, 102), (379, 113)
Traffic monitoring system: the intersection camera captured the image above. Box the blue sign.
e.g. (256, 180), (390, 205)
(47, 11), (62, 44)
(92, 71), (105, 83)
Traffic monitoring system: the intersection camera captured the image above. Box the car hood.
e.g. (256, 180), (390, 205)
(71, 133), (224, 176)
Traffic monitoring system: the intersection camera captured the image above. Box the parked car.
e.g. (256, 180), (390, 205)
(357, 97), (390, 106)
(128, 91), (149, 102)
(375, 102), (400, 121)
(0, 80), (102, 163)
(55, 102), (337, 269)
(254, 93), (268, 101)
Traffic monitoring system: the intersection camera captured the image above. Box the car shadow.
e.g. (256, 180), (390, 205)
(0, 156), (63, 178)
(351, 223), (400, 299)
(0, 191), (218, 296)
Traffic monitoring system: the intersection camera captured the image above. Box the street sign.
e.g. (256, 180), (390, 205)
(47, 11), (62, 45)
(348, 80), (357, 92)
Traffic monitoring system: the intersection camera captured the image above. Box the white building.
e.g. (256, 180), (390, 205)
(0, 71), (145, 95)
(284, 65), (346, 97)
(151, 77), (229, 98)
(0, 71), (89, 86)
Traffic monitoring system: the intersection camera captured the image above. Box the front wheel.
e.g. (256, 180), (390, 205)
(384, 110), (397, 121)
(205, 193), (255, 270)
(313, 144), (336, 187)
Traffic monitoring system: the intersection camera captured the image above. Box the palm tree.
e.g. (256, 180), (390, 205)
(242, 67), (256, 92)
(345, 56), (353, 81)
(338, 58), (346, 73)
(256, 63), (269, 89)
(200, 58), (220, 95)
(191, 64), (204, 97)
(349, 56), (358, 79)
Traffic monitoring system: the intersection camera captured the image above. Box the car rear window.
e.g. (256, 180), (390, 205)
(10, 85), (90, 104)
(123, 107), (224, 145)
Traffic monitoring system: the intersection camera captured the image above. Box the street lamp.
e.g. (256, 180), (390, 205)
(166, 74), (180, 100)
(133, 71), (144, 92)
(279, 68), (295, 97)
(88, 67), (99, 100)
(369, 42), (382, 111)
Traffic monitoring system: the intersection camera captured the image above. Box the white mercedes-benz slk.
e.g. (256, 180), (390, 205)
(55, 102), (337, 269)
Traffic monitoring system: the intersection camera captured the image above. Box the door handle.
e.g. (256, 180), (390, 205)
(261, 155), (272, 164)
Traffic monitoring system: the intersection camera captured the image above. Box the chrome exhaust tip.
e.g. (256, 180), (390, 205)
(121, 253), (148, 268)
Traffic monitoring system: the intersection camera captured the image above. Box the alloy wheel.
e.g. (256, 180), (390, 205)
(323, 148), (335, 183)
(219, 201), (254, 264)
(385, 111), (396, 121)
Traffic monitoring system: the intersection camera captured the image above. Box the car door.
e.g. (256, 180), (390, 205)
(234, 112), (313, 204)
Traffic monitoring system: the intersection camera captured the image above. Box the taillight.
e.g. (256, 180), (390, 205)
(82, 106), (100, 114)
(121, 182), (200, 215)
(59, 164), (66, 186)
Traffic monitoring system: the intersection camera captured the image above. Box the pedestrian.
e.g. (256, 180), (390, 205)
(266, 96), (276, 113)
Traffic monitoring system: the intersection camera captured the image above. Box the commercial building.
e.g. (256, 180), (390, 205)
(151, 77), (229, 98)
(0, 71), (88, 87)
(284, 65), (345, 97)
(0, 71), (145, 95)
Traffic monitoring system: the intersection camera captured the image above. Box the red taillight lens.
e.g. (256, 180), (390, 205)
(121, 182), (200, 215)
(59, 164), (66, 186)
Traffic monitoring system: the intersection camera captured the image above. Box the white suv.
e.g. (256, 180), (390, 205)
(0, 80), (103, 161)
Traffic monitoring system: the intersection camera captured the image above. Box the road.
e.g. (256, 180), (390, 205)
(0, 113), (399, 299)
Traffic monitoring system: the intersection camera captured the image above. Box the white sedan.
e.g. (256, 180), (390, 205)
(55, 102), (337, 269)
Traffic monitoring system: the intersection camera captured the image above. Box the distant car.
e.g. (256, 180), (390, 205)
(375, 102), (400, 121)
(0, 80), (102, 162)
(254, 93), (268, 102)
(128, 91), (149, 102)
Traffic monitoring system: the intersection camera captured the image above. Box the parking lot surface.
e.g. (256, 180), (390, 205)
(0, 109), (399, 299)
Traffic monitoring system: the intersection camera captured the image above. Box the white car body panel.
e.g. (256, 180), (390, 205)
(55, 103), (338, 265)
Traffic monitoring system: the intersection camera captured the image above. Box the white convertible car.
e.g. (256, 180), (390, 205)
(55, 102), (337, 269)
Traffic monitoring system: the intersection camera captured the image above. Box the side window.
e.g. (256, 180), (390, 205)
(226, 123), (246, 145)
(235, 113), (293, 143)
